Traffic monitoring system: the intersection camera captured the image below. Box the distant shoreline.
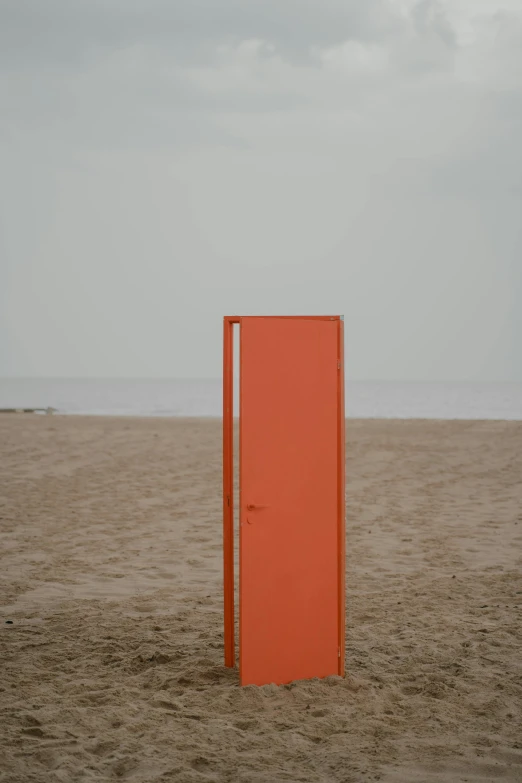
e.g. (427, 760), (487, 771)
(1, 378), (521, 419)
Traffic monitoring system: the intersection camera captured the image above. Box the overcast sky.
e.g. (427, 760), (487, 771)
(1, 0), (521, 381)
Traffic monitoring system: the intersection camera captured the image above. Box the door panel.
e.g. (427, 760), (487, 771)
(239, 317), (343, 686)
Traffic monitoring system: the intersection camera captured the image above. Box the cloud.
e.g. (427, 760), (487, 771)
(1, 0), (521, 380)
(0, 0), (401, 68)
(2, 0), (520, 148)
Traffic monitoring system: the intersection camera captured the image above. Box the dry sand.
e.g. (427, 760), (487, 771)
(0, 416), (521, 783)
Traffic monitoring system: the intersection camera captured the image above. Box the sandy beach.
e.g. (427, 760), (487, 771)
(1, 415), (521, 782)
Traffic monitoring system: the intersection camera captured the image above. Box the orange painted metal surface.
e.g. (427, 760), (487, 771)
(234, 316), (345, 686)
(222, 317), (235, 668)
(337, 320), (346, 673)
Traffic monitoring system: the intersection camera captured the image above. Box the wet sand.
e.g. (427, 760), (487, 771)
(1, 416), (521, 782)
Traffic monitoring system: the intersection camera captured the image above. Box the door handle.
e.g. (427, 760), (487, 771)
(245, 503), (270, 525)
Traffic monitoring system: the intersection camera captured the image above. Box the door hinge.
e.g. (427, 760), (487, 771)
(338, 646), (341, 658)
(337, 361), (341, 370)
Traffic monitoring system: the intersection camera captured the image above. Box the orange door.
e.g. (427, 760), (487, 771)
(239, 316), (345, 686)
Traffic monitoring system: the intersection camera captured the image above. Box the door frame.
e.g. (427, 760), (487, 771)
(223, 316), (345, 676)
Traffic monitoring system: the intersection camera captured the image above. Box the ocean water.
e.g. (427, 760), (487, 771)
(1, 378), (521, 419)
